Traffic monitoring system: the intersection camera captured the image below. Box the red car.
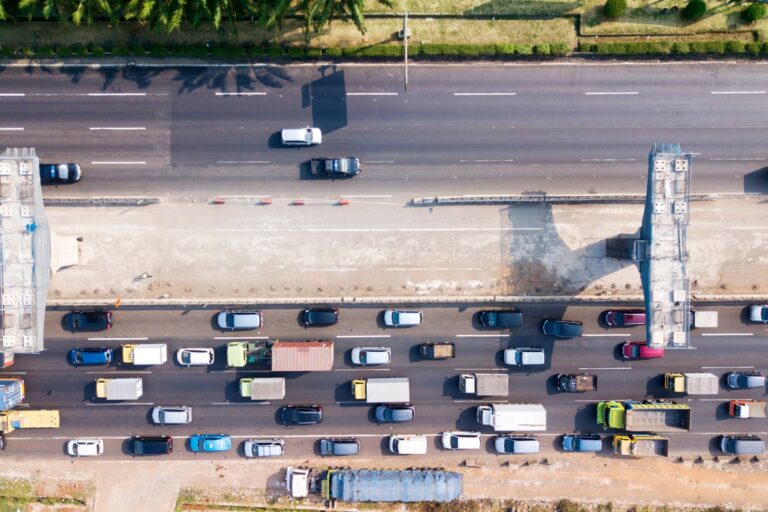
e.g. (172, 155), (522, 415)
(621, 341), (664, 360)
(603, 310), (646, 327)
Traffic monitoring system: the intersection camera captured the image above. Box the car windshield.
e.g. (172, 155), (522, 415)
(450, 436), (459, 449)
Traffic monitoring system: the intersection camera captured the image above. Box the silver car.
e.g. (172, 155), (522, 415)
(243, 438), (284, 458)
(217, 310), (263, 330)
(151, 405), (192, 425)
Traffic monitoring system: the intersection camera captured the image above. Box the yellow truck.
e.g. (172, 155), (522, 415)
(352, 378), (410, 403)
(0, 410), (60, 433)
(121, 344), (167, 365)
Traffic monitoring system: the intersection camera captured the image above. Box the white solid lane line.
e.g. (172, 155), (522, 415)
(458, 159), (515, 163)
(711, 90), (766, 95)
(87, 337), (148, 341)
(700, 333), (753, 336)
(89, 127), (146, 131)
(585, 91), (639, 95)
(455, 334), (506, 338)
(454, 367), (505, 371)
(347, 92), (399, 96)
(583, 333), (631, 337)
(87, 93), (146, 96)
(453, 92), (517, 96)
(341, 195), (393, 198)
(86, 402), (154, 406)
(0, 127), (24, 131)
(578, 367), (631, 370)
(86, 370), (152, 374)
(212, 401), (271, 405)
(214, 92), (267, 96)
(216, 160), (270, 164)
(90, 161), (147, 165)
(362, 160), (395, 164)
(336, 335), (391, 339)
(709, 157), (766, 161)
(0, 93), (25, 97)
(213, 336), (269, 340)
(702, 365), (754, 369)
(580, 158), (636, 162)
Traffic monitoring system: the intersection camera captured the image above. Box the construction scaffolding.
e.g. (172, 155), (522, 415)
(0, 148), (49, 353)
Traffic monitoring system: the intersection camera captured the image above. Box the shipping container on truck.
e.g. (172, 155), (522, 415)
(459, 373), (508, 396)
(351, 377), (410, 403)
(0, 378), (24, 411)
(0, 410), (60, 433)
(239, 377), (286, 400)
(612, 434), (668, 457)
(95, 378), (143, 400)
(121, 344), (168, 365)
(597, 400), (691, 432)
(663, 372), (718, 395)
(476, 403), (547, 432)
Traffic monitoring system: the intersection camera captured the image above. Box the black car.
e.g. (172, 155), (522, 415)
(280, 404), (323, 425)
(63, 311), (113, 332)
(479, 310), (523, 328)
(39, 163), (82, 184)
(128, 435), (173, 456)
(542, 319), (583, 338)
(301, 308), (339, 326)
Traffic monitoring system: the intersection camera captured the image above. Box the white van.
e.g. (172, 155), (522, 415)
(389, 434), (428, 455)
(281, 127), (322, 146)
(383, 310), (423, 327)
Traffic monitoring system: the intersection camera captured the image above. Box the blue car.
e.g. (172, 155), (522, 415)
(68, 347), (113, 366)
(189, 434), (232, 453)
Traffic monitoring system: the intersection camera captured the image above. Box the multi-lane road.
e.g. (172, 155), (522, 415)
(3, 303), (767, 459)
(1, 63), (767, 200)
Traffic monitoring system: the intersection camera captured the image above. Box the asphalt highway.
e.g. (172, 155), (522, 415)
(2, 303), (767, 460)
(1, 63), (767, 200)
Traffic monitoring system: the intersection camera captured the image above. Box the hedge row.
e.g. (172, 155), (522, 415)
(0, 41), (571, 59)
(580, 40), (768, 55)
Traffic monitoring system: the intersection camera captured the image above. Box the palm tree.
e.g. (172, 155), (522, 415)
(70, 0), (118, 25)
(294, 0), (393, 41)
(123, 0), (187, 33)
(17, 0), (67, 20)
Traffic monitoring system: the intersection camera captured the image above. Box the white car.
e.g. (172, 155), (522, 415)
(750, 305), (768, 323)
(281, 127), (322, 146)
(67, 438), (104, 457)
(383, 309), (423, 327)
(441, 431), (481, 450)
(350, 347), (391, 365)
(176, 347), (215, 366)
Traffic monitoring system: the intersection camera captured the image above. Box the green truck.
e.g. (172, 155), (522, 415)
(597, 400), (691, 432)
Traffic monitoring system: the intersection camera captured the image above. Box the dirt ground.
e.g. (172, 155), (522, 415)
(3, 455), (768, 512)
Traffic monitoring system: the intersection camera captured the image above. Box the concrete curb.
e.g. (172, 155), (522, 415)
(45, 294), (768, 307)
(410, 193), (719, 206)
(43, 197), (160, 207)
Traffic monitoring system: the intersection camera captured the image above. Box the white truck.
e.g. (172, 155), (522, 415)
(663, 372), (719, 395)
(121, 344), (168, 365)
(352, 377), (410, 403)
(690, 310), (718, 329)
(476, 403), (547, 432)
(286, 467), (311, 498)
(239, 377), (285, 400)
(95, 378), (143, 400)
(459, 373), (508, 396)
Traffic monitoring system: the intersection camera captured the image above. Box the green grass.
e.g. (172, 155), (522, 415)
(364, 0), (583, 16)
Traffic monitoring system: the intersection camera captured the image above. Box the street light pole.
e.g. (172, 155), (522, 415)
(404, 4), (409, 91)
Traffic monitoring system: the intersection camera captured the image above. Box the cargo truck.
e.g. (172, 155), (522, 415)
(121, 344), (167, 365)
(459, 373), (508, 396)
(476, 403), (547, 432)
(95, 377), (143, 400)
(690, 310), (718, 329)
(0, 378), (24, 411)
(663, 372), (718, 395)
(729, 399), (768, 418)
(239, 377), (286, 400)
(555, 373), (597, 393)
(320, 468), (462, 503)
(226, 340), (334, 371)
(597, 400), (691, 432)
(286, 467), (311, 498)
(420, 342), (455, 360)
(352, 377), (410, 403)
(612, 434), (669, 457)
(0, 410), (60, 433)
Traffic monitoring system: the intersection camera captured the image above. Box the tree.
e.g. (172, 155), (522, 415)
(742, 2), (767, 23)
(294, 0), (394, 42)
(682, 0), (707, 21)
(603, 0), (627, 19)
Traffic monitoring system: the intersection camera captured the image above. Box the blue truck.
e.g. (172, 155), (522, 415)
(0, 378), (24, 411)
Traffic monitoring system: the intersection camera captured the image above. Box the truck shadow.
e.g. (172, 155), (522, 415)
(645, 373), (668, 398)
(441, 375), (464, 400)
(573, 402), (597, 432)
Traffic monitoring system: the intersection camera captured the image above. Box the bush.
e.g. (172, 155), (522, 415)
(149, 44), (168, 57)
(689, 41), (707, 53)
(212, 45), (245, 58)
(285, 46), (306, 58)
(21, 47), (35, 58)
(746, 42), (761, 54)
(704, 40), (725, 53)
(325, 47), (342, 57)
(725, 40), (745, 53)
(305, 47), (323, 58)
(742, 3), (767, 23)
(762, 41), (768, 54)
(36, 46), (55, 57)
(265, 45), (284, 57)
(603, 0), (627, 18)
(754, 29), (767, 42)
(420, 43), (450, 56)
(550, 42), (570, 55)
(595, 42), (628, 55)
(515, 44), (533, 55)
(682, 0), (707, 20)
(91, 46), (105, 57)
(671, 41), (690, 54)
(533, 43), (551, 55)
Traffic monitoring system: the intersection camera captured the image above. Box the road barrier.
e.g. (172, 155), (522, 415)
(410, 193), (719, 206)
(43, 197), (160, 207)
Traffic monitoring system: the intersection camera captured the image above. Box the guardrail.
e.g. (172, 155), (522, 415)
(410, 194), (718, 206)
(43, 197), (160, 207)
